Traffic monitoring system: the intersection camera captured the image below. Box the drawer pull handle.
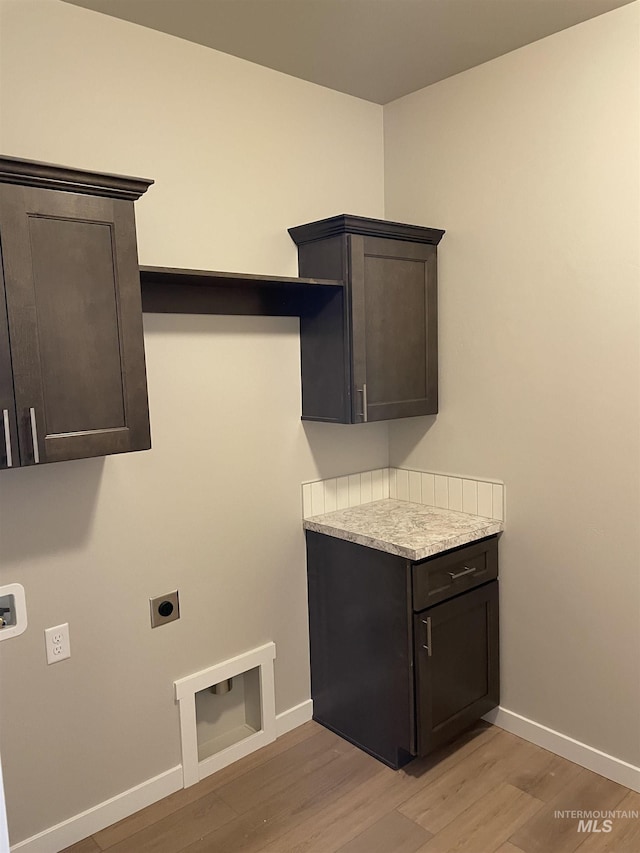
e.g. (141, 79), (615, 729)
(421, 617), (432, 656)
(358, 384), (368, 422)
(2, 409), (12, 468)
(29, 407), (40, 464)
(448, 565), (477, 580)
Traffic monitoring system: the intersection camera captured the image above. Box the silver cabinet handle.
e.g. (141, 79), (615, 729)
(29, 407), (40, 464)
(448, 565), (477, 581)
(2, 409), (12, 468)
(421, 617), (432, 656)
(358, 383), (368, 422)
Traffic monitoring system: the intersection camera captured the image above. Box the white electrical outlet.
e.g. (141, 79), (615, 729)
(45, 623), (71, 664)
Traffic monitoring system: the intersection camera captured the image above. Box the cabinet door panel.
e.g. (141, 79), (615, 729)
(415, 581), (499, 756)
(0, 184), (150, 464)
(0, 249), (18, 468)
(364, 255), (427, 403)
(29, 216), (125, 434)
(350, 235), (437, 422)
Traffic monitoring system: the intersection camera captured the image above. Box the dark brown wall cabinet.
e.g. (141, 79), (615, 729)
(289, 215), (444, 424)
(306, 532), (499, 769)
(0, 156), (152, 469)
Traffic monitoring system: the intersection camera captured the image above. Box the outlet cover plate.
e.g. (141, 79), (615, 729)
(45, 623), (71, 664)
(150, 590), (180, 628)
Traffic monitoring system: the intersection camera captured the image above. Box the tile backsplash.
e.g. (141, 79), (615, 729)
(302, 468), (504, 521)
(303, 468), (390, 518)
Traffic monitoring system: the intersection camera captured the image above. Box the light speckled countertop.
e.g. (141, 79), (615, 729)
(303, 499), (503, 561)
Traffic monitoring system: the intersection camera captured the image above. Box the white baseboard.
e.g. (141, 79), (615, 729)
(484, 706), (640, 793)
(10, 698), (314, 853)
(17, 700), (634, 853)
(276, 699), (313, 737)
(10, 766), (182, 853)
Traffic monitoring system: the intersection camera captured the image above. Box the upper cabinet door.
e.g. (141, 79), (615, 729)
(349, 235), (438, 423)
(0, 157), (153, 466)
(290, 214), (444, 424)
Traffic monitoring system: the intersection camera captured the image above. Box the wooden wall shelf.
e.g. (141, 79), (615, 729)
(139, 265), (344, 317)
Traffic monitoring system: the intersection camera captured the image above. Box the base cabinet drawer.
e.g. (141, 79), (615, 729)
(415, 580), (500, 756)
(412, 537), (498, 610)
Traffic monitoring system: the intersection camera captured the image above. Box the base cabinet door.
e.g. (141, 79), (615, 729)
(415, 580), (499, 756)
(0, 157), (152, 467)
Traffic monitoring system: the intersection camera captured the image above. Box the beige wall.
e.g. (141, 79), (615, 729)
(2, 0), (639, 843)
(0, 0), (387, 843)
(385, 3), (640, 765)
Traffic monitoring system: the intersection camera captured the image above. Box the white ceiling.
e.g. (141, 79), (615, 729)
(64, 0), (634, 104)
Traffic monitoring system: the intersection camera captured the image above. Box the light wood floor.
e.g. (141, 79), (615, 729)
(63, 721), (639, 853)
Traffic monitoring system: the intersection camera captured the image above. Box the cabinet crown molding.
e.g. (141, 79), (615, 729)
(0, 155), (154, 201)
(288, 214), (445, 247)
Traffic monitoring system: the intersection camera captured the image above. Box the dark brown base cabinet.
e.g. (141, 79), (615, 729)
(289, 215), (445, 424)
(306, 532), (500, 769)
(0, 156), (152, 468)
